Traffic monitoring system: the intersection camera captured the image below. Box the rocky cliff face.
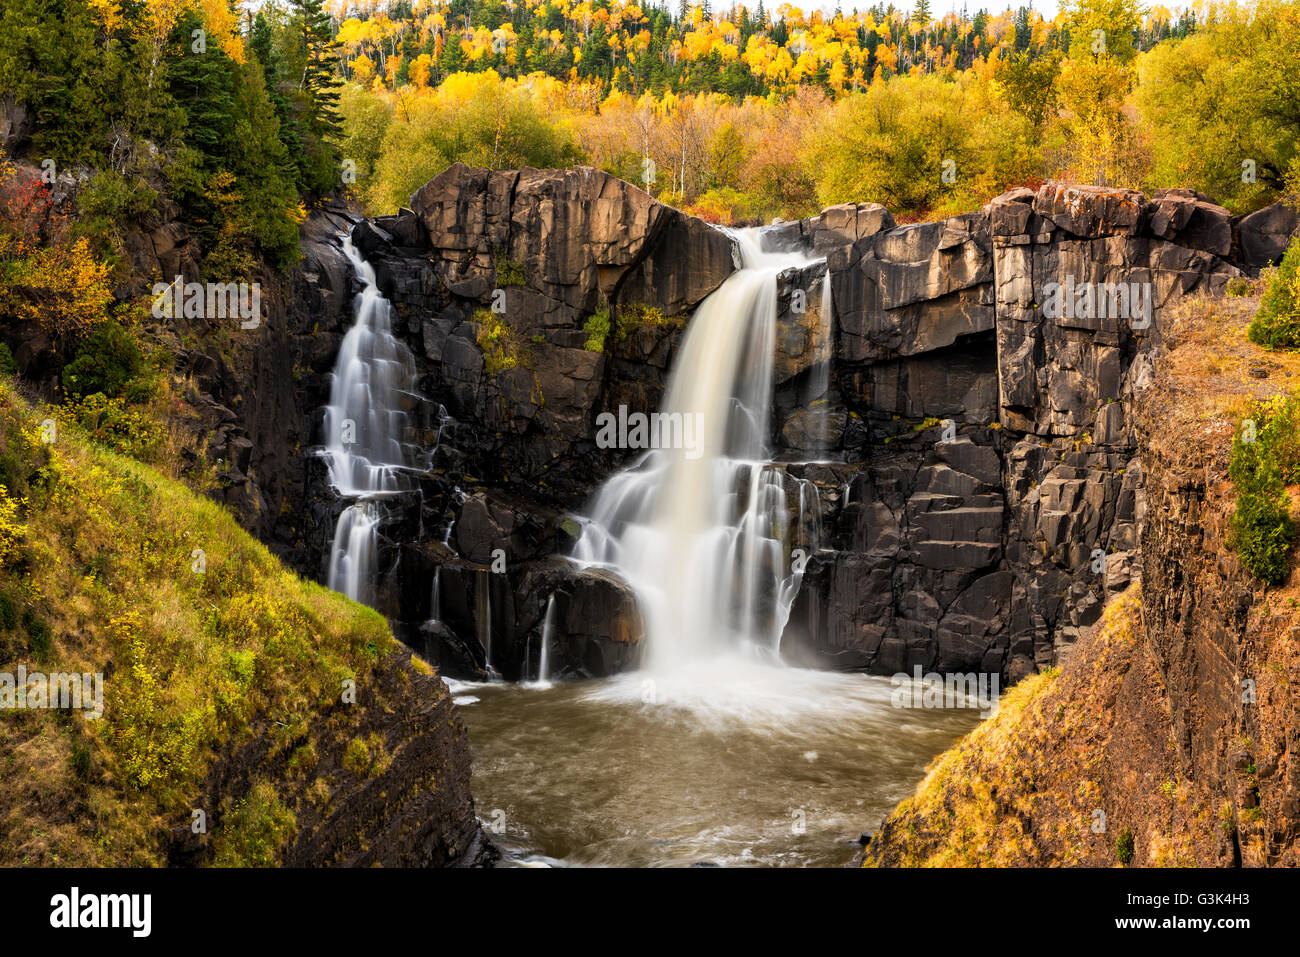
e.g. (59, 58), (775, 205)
(171, 647), (494, 868)
(175, 164), (1296, 687)
(782, 183), (1279, 681)
(864, 293), (1300, 866)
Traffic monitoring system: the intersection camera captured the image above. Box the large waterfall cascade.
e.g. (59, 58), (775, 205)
(446, 228), (990, 869)
(573, 228), (833, 673)
(324, 233), (430, 606)
(322, 224), (833, 685)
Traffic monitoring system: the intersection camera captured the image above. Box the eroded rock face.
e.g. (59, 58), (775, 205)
(992, 184), (1241, 436)
(777, 180), (1248, 679)
(830, 209), (993, 363)
(190, 169), (1289, 687)
(411, 162), (734, 321)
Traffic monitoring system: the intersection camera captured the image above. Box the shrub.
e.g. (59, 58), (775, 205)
(1116, 827), (1135, 865)
(212, 782), (297, 867)
(0, 592), (15, 630)
(0, 343), (16, 376)
(1247, 239), (1300, 350)
(473, 309), (525, 374)
(493, 247), (526, 287)
(0, 483), (22, 568)
(0, 237), (113, 340)
(287, 743), (318, 778)
(1230, 394), (1300, 584)
(61, 322), (155, 403)
(614, 302), (681, 342)
(59, 393), (166, 462)
(343, 737), (370, 774)
(1231, 478), (1295, 585)
(583, 307), (610, 352)
(1232, 393), (1300, 486)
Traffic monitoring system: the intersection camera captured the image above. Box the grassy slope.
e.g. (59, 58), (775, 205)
(0, 379), (439, 865)
(863, 587), (1225, 866)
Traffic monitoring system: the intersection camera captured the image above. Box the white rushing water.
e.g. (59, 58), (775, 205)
(573, 229), (832, 678)
(448, 229), (995, 867)
(538, 595), (555, 683)
(324, 233), (426, 605)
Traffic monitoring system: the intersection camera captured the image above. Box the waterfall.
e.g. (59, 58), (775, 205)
(804, 269), (834, 411)
(441, 486), (465, 547)
(797, 478), (823, 552)
(574, 229), (824, 670)
(429, 566), (441, 622)
(324, 232), (425, 604)
(328, 502), (380, 606)
(476, 568), (498, 677)
(538, 595), (555, 683)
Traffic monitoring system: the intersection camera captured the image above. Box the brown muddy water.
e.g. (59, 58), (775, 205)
(452, 656), (984, 867)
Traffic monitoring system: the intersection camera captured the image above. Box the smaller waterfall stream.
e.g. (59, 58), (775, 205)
(538, 596), (555, 683)
(323, 233), (426, 605)
(804, 269), (834, 412)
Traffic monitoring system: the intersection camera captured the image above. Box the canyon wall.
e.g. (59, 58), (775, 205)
(865, 294), (1300, 866)
(167, 163), (1297, 684)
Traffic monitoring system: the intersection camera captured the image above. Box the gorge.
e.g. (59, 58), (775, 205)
(169, 165), (1299, 865)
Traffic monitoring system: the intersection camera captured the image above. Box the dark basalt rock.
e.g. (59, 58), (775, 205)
(1233, 201), (1300, 272)
(171, 646), (494, 868)
(553, 567), (645, 677)
(180, 170), (1266, 690)
(777, 180), (1239, 678)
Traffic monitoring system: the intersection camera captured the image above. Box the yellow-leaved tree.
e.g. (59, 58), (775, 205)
(1051, 0), (1147, 187)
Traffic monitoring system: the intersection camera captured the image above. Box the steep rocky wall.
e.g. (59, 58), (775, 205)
(864, 295), (1300, 866)
(170, 163), (1297, 686)
(1133, 305), (1300, 866)
(784, 184), (1257, 680)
